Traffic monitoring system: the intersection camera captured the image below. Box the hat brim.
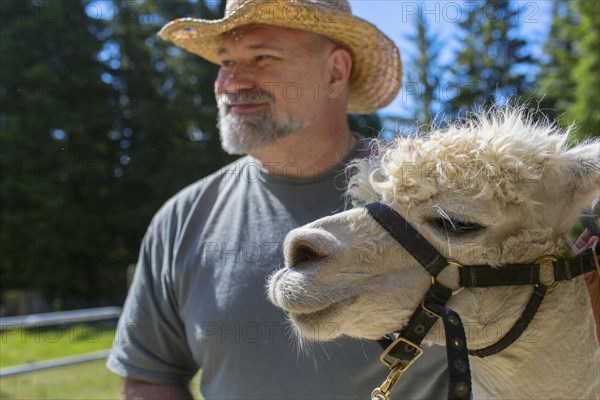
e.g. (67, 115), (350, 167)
(158, 1), (401, 114)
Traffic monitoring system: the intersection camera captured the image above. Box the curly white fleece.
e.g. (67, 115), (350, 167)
(347, 106), (574, 210)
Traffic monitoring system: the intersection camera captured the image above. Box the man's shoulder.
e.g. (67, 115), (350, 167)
(151, 156), (256, 224)
(176, 156), (250, 192)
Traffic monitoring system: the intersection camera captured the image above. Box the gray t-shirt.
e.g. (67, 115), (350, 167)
(107, 138), (448, 399)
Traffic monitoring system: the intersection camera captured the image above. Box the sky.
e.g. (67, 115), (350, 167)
(347, 0), (554, 117)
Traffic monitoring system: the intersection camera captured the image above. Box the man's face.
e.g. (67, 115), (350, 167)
(215, 24), (335, 155)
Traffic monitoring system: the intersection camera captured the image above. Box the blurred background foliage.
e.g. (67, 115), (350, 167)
(1, 0), (598, 313)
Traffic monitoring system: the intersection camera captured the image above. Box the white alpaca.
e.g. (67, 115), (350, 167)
(268, 108), (600, 399)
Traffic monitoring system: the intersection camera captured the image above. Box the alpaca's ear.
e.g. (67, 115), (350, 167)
(563, 141), (600, 200)
(534, 140), (600, 233)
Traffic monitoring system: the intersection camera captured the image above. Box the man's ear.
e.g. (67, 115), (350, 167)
(327, 47), (352, 89)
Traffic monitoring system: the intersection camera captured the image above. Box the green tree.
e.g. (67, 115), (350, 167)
(404, 15), (445, 126)
(537, 0), (599, 141)
(448, 0), (535, 115)
(1, 0), (117, 304)
(0, 0), (233, 308)
(570, 0), (600, 140)
(105, 0), (235, 236)
(537, 0), (578, 124)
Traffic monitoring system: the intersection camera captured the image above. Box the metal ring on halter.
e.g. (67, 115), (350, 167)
(430, 259), (465, 296)
(535, 255), (558, 291)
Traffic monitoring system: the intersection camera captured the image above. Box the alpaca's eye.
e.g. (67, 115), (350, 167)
(432, 218), (483, 234)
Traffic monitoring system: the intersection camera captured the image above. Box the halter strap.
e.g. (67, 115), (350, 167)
(468, 284), (547, 358)
(366, 202), (472, 400)
(377, 281), (451, 361)
(364, 202), (447, 277)
(364, 201), (598, 400)
(459, 252), (597, 288)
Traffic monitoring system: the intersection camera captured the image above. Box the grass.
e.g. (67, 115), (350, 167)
(0, 359), (122, 399)
(0, 324), (115, 368)
(0, 325), (202, 399)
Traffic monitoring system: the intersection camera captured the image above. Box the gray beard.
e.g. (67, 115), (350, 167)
(217, 93), (308, 155)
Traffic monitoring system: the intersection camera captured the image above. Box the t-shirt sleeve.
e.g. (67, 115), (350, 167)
(106, 214), (199, 385)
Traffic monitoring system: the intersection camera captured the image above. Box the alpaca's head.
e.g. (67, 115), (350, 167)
(267, 107), (600, 344)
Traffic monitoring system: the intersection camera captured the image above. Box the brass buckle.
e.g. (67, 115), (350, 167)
(592, 242), (600, 275)
(379, 336), (423, 369)
(536, 255), (558, 291)
(373, 337), (423, 400)
(430, 259), (464, 295)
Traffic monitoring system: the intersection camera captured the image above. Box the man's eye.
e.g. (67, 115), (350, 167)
(220, 60), (235, 67)
(255, 55), (272, 62)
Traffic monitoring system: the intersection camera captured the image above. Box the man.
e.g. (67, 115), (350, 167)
(107, 1), (599, 399)
(107, 0), (450, 398)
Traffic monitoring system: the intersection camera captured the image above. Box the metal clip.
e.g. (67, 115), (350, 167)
(372, 337), (423, 399)
(371, 363), (407, 400)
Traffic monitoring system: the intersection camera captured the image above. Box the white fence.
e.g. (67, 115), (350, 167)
(0, 306), (122, 377)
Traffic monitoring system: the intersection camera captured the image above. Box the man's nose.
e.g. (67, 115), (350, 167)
(215, 64), (256, 94)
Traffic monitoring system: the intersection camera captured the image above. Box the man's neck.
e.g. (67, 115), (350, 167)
(250, 124), (357, 179)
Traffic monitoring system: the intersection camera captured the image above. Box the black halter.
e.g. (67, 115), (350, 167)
(363, 202), (599, 400)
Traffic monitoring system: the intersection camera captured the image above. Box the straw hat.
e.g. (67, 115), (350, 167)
(158, 0), (401, 114)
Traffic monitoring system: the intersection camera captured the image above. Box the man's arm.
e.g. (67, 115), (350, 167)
(123, 378), (194, 400)
(107, 210), (200, 395)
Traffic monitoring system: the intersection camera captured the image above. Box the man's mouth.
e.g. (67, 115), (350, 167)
(228, 103), (267, 113)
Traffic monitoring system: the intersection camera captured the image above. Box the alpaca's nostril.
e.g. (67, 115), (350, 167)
(291, 243), (326, 268)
